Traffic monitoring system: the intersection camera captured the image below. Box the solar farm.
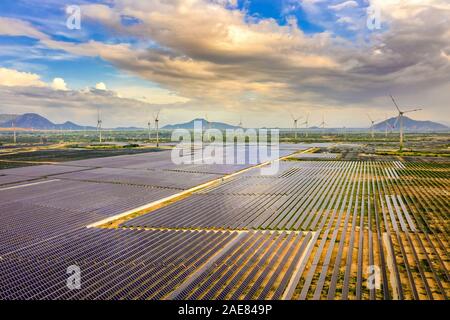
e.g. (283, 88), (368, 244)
(0, 145), (449, 300)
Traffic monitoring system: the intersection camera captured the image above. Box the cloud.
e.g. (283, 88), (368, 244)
(0, 67), (191, 127)
(51, 78), (68, 91)
(328, 1), (358, 11)
(75, 2), (450, 104)
(0, 0), (449, 126)
(0, 67), (46, 87)
(95, 82), (107, 90)
(0, 17), (48, 40)
(0, 82), (172, 127)
(113, 85), (190, 104)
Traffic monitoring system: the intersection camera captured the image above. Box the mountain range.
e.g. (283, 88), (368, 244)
(0, 113), (448, 132)
(162, 118), (240, 130)
(0, 113), (97, 130)
(373, 116), (448, 132)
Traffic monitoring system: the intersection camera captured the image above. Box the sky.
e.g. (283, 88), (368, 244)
(0, 0), (449, 128)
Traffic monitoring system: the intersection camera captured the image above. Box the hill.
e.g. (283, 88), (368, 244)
(162, 118), (240, 130)
(374, 116), (448, 132)
(0, 113), (96, 130)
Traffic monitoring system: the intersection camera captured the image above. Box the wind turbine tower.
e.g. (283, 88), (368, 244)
(384, 114), (394, 138)
(301, 113), (310, 137)
(205, 114), (212, 142)
(390, 94), (422, 151)
(97, 108), (103, 143)
(319, 115), (327, 129)
(367, 114), (376, 139)
(147, 120), (151, 141)
(290, 113), (302, 141)
(12, 120), (16, 144)
(154, 110), (161, 147)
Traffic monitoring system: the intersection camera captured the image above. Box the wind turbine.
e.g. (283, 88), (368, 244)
(367, 114), (377, 139)
(342, 126), (347, 139)
(12, 120), (16, 144)
(153, 110), (161, 147)
(204, 114), (212, 142)
(238, 116), (243, 128)
(384, 114), (394, 138)
(301, 113), (310, 137)
(390, 94), (422, 151)
(290, 112), (302, 141)
(319, 114), (327, 129)
(147, 120), (152, 142)
(97, 108), (103, 143)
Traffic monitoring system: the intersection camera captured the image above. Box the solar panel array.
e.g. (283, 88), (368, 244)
(1, 145), (449, 300)
(53, 167), (222, 189)
(1, 148), (284, 256)
(122, 161), (354, 230)
(122, 160), (450, 300)
(61, 146), (295, 173)
(170, 230), (314, 300)
(0, 179), (180, 253)
(290, 153), (340, 159)
(0, 228), (240, 300)
(0, 164), (94, 177)
(0, 174), (38, 186)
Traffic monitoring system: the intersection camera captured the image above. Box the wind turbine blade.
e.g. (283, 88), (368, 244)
(367, 114), (373, 122)
(403, 108), (422, 113)
(393, 115), (400, 128)
(390, 94), (401, 113)
(154, 109), (161, 120)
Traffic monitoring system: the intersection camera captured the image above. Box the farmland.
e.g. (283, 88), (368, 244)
(0, 143), (448, 300)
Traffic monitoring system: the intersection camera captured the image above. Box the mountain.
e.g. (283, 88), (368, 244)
(1, 113), (55, 129)
(162, 118), (240, 130)
(374, 116), (448, 132)
(115, 127), (144, 131)
(59, 121), (96, 131)
(0, 113), (95, 130)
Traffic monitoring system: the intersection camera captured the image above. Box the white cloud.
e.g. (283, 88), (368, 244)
(51, 77), (68, 91)
(0, 0), (449, 126)
(328, 1), (358, 11)
(114, 86), (190, 104)
(0, 67), (46, 87)
(0, 17), (48, 40)
(95, 82), (107, 90)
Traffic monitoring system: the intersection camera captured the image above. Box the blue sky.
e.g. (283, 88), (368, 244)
(0, 0), (141, 87)
(0, 0), (370, 89)
(0, 0), (448, 127)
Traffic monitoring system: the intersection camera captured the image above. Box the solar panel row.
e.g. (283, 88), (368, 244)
(53, 167), (222, 189)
